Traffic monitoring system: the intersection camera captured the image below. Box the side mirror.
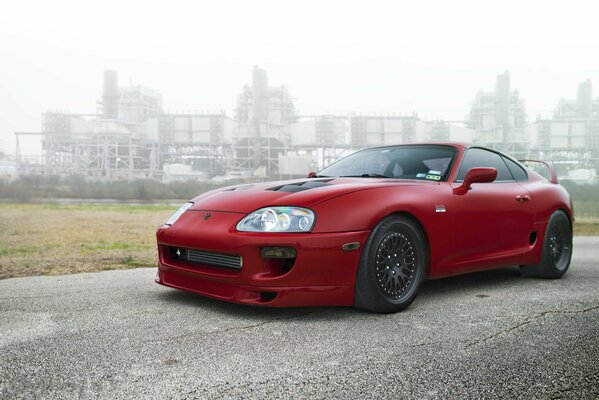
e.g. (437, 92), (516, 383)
(307, 171), (317, 178)
(457, 167), (497, 192)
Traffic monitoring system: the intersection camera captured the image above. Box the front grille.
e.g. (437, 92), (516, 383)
(169, 247), (242, 270)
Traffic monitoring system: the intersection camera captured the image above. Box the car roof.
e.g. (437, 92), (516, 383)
(366, 142), (469, 151)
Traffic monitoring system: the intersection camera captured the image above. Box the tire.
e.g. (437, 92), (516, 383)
(520, 210), (572, 279)
(354, 215), (427, 313)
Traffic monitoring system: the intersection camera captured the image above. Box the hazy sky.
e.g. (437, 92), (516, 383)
(1, 0), (598, 154)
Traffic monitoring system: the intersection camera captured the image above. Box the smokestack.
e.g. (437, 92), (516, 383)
(577, 79), (592, 119)
(103, 70), (118, 119)
(495, 71), (511, 145)
(251, 66), (268, 168)
(252, 66), (268, 124)
(495, 71), (510, 126)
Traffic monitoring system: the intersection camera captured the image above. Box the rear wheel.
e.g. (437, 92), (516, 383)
(354, 215), (427, 313)
(520, 210), (572, 278)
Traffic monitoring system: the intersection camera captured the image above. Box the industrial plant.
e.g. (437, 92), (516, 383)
(12, 67), (599, 183)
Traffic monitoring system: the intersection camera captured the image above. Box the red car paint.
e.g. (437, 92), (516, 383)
(156, 143), (573, 307)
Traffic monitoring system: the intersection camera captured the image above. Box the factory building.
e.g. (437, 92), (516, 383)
(38, 112), (153, 180)
(467, 71), (528, 157)
(14, 68), (596, 183)
(554, 79), (599, 120)
(99, 70), (163, 125)
(16, 71), (233, 181)
(145, 112), (233, 181)
(525, 79), (599, 179)
(233, 66), (298, 177)
(289, 115), (350, 171)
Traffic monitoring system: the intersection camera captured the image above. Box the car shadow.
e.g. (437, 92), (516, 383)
(154, 266), (525, 319)
(418, 265), (523, 298)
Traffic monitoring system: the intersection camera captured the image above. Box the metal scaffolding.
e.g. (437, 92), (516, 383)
(34, 112), (155, 179)
(12, 69), (599, 183)
(468, 71), (528, 154)
(15, 71), (231, 181)
(158, 113), (229, 178)
(233, 66), (297, 176)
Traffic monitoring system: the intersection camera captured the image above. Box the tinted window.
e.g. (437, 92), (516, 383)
(502, 156), (528, 181)
(456, 148), (513, 182)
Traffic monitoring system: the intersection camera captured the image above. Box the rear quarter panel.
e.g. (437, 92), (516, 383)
(526, 180), (573, 223)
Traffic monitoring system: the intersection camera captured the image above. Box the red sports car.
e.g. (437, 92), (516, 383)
(155, 143), (573, 313)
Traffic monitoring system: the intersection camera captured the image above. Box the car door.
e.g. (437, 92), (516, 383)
(450, 148), (535, 266)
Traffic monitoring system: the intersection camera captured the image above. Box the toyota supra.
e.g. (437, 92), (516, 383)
(155, 143), (573, 313)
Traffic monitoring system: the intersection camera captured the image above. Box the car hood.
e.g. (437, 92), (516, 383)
(189, 178), (438, 213)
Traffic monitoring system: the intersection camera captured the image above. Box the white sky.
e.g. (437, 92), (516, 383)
(1, 0), (598, 154)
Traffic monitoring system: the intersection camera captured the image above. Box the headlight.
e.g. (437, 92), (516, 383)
(165, 202), (194, 226)
(236, 207), (315, 232)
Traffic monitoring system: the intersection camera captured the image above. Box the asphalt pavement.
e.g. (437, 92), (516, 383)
(1, 237), (598, 399)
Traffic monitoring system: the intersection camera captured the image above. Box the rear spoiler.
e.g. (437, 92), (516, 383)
(518, 159), (559, 184)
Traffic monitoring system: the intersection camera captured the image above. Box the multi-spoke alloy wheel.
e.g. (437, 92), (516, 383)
(375, 233), (416, 299)
(521, 210), (572, 278)
(355, 215), (427, 313)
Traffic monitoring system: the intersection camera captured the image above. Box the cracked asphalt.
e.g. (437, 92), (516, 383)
(1, 237), (598, 399)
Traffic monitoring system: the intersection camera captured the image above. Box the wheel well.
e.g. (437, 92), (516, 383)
(556, 207), (573, 233)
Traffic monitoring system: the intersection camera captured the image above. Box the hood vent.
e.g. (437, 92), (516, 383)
(225, 185), (254, 191)
(268, 180), (333, 193)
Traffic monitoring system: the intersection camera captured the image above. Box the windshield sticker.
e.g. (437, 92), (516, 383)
(425, 174), (442, 181)
(428, 170), (442, 175)
(416, 173), (427, 178)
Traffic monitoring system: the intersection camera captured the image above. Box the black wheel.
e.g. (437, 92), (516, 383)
(354, 215), (427, 313)
(520, 210), (572, 279)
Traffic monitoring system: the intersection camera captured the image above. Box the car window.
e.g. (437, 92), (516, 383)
(456, 148), (513, 182)
(502, 156), (528, 181)
(423, 158), (452, 175)
(318, 145), (457, 181)
(326, 152), (390, 176)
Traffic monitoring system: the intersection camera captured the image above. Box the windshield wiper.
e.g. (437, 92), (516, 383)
(340, 173), (392, 178)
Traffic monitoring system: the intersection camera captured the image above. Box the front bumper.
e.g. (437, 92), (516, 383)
(156, 210), (370, 307)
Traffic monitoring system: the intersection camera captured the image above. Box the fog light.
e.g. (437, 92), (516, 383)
(260, 246), (297, 259)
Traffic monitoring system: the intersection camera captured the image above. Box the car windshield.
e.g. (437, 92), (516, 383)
(317, 145), (457, 181)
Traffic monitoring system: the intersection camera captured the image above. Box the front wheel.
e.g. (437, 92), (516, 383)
(520, 210), (572, 279)
(354, 215), (427, 313)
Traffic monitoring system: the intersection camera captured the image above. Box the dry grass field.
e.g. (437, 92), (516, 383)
(0, 204), (173, 280)
(0, 203), (597, 280)
(573, 218), (599, 236)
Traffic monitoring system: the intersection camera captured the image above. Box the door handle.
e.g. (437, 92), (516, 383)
(515, 194), (531, 202)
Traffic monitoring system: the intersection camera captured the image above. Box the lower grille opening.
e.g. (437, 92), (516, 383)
(260, 246), (296, 275)
(168, 246), (242, 270)
(529, 231), (537, 245)
(281, 258), (295, 273)
(260, 291), (278, 302)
